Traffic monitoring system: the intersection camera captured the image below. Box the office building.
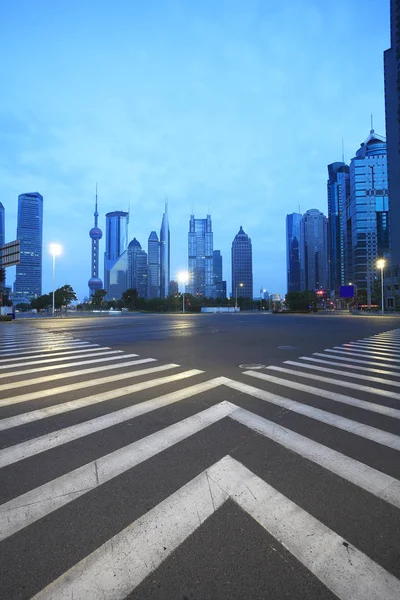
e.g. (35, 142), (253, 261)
(15, 192), (43, 298)
(384, 0), (400, 266)
(88, 187), (103, 295)
(231, 226), (253, 299)
(104, 210), (129, 298)
(327, 163), (350, 294)
(212, 250), (226, 299)
(300, 209), (328, 291)
(159, 203), (170, 299)
(286, 213), (302, 293)
(187, 214), (215, 298)
(147, 231), (160, 298)
(127, 238), (148, 298)
(0, 202), (4, 248)
(346, 129), (389, 304)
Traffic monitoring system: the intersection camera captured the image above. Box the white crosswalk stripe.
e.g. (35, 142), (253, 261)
(1, 327), (400, 599)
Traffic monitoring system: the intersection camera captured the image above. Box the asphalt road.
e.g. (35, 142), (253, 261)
(1, 311), (400, 600)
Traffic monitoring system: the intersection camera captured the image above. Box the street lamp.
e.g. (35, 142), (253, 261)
(177, 270), (189, 313)
(376, 259), (386, 315)
(260, 288), (266, 311)
(49, 243), (62, 317)
(235, 282), (243, 312)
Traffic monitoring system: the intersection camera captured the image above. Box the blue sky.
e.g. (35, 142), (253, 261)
(0, 0), (389, 301)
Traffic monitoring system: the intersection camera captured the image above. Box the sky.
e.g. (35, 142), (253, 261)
(0, 0), (390, 301)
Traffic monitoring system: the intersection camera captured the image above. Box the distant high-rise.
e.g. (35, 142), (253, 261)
(231, 226), (253, 299)
(327, 163), (350, 294)
(286, 213), (302, 293)
(128, 238), (148, 299)
(159, 202), (170, 299)
(300, 209), (328, 291)
(213, 250), (226, 299)
(187, 214), (215, 298)
(346, 129), (389, 304)
(88, 186), (103, 295)
(15, 192), (43, 298)
(104, 210), (129, 297)
(0, 202), (4, 248)
(148, 231), (160, 298)
(384, 0), (400, 265)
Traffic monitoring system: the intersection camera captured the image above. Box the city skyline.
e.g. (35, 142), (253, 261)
(0, 1), (388, 300)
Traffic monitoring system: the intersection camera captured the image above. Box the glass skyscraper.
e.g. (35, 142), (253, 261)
(15, 192), (43, 298)
(346, 130), (389, 304)
(213, 249), (226, 299)
(0, 202), (4, 249)
(286, 213), (302, 293)
(104, 210), (129, 298)
(159, 203), (170, 299)
(327, 163), (350, 294)
(127, 238), (148, 299)
(147, 231), (160, 299)
(300, 209), (328, 291)
(231, 226), (253, 299)
(187, 214), (215, 298)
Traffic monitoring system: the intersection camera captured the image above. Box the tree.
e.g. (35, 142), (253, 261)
(54, 284), (77, 309)
(122, 288), (138, 310)
(31, 294), (52, 311)
(285, 291), (317, 312)
(90, 289), (107, 309)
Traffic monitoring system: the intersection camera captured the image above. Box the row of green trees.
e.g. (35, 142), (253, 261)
(15, 285), (77, 312)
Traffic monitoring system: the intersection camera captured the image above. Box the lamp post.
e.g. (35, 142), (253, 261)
(49, 243), (62, 317)
(177, 271), (189, 313)
(260, 288), (266, 311)
(235, 282), (243, 312)
(376, 259), (386, 315)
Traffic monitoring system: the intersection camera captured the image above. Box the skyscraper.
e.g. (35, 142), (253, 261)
(159, 202), (170, 299)
(0, 202), (4, 248)
(300, 209), (328, 291)
(148, 231), (160, 299)
(104, 210), (129, 297)
(15, 192), (43, 298)
(286, 213), (302, 293)
(327, 163), (350, 294)
(127, 238), (148, 298)
(346, 129), (389, 304)
(231, 226), (253, 299)
(384, 0), (400, 265)
(213, 249), (226, 299)
(187, 214), (215, 298)
(88, 186), (103, 295)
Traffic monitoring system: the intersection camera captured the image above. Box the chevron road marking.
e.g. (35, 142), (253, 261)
(0, 363), (179, 408)
(266, 365), (400, 401)
(0, 370), (204, 464)
(0, 344), (101, 358)
(313, 352), (400, 369)
(31, 455), (400, 600)
(2, 397), (400, 543)
(284, 359), (400, 383)
(228, 376), (400, 451)
(0, 350), (126, 369)
(0, 356), (155, 392)
(323, 349), (400, 363)
(298, 356), (400, 376)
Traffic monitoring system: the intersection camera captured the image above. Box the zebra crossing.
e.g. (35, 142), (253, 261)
(1, 325), (400, 599)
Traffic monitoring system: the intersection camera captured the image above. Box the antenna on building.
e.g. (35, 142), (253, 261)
(165, 197), (168, 213)
(370, 113), (374, 133)
(94, 183), (99, 227)
(298, 205), (301, 214)
(341, 137), (345, 163)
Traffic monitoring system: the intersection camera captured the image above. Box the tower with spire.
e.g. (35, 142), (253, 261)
(88, 185), (103, 295)
(159, 200), (170, 298)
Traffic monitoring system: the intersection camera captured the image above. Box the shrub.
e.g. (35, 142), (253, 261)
(0, 315), (13, 322)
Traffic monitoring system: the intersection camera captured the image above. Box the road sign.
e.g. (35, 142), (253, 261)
(0, 240), (20, 267)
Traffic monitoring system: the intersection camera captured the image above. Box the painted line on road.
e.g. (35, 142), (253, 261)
(342, 343), (400, 355)
(266, 365), (400, 402)
(0, 344), (101, 358)
(226, 376), (400, 451)
(0, 356), (154, 392)
(0, 363), (179, 408)
(334, 346), (400, 358)
(0, 340), (89, 352)
(313, 352), (400, 369)
(323, 349), (400, 363)
(31, 455), (400, 600)
(355, 340), (400, 349)
(0, 370), (205, 466)
(298, 356), (400, 377)
(0, 350), (127, 371)
(283, 360), (400, 388)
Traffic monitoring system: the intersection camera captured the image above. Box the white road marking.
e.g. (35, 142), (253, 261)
(226, 376), (400, 451)
(0, 345), (101, 359)
(0, 370), (205, 466)
(3, 399), (400, 543)
(334, 346), (400, 358)
(0, 350), (121, 370)
(323, 349), (400, 363)
(283, 360), (400, 387)
(266, 365), (400, 401)
(0, 363), (179, 408)
(297, 356), (400, 377)
(354, 340), (400, 349)
(313, 352), (400, 369)
(31, 456), (400, 600)
(342, 343), (400, 355)
(0, 340), (89, 352)
(0, 356), (154, 391)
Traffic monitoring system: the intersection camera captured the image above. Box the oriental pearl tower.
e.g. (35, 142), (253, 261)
(88, 185), (103, 295)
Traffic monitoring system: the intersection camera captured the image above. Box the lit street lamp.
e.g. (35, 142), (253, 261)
(177, 270), (189, 313)
(376, 259), (386, 315)
(235, 282), (243, 312)
(260, 288), (266, 311)
(49, 243), (62, 317)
